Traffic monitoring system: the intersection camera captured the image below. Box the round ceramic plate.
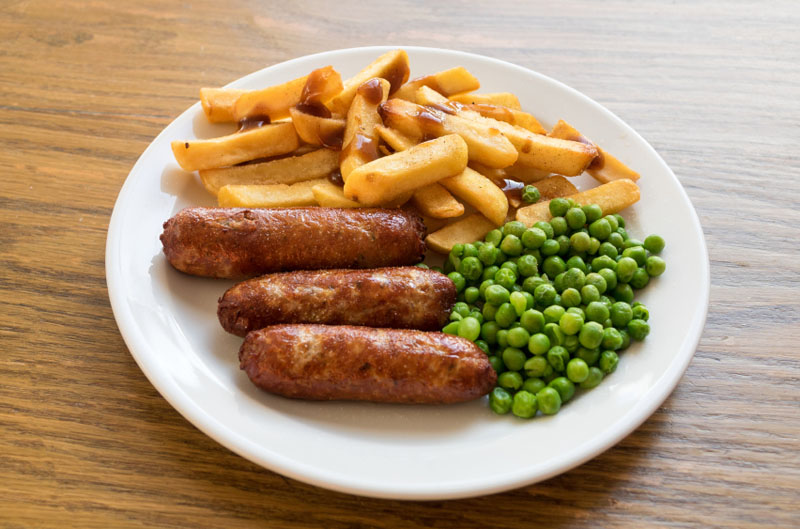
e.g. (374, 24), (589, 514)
(106, 46), (709, 500)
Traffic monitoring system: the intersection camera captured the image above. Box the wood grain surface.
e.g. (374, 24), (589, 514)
(2, 1), (798, 527)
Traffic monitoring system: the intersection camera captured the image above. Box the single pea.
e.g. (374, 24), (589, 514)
(566, 207), (587, 230)
(503, 220), (527, 238)
(646, 256), (666, 277)
(570, 231), (592, 253)
(474, 339), (490, 354)
(618, 329), (631, 350)
(488, 355), (504, 373)
(585, 272), (608, 294)
(501, 260), (519, 276)
(485, 229), (503, 246)
(482, 302), (498, 322)
(604, 214), (619, 232)
(610, 301), (633, 328)
(542, 305), (565, 325)
(623, 238), (643, 249)
(549, 197), (571, 217)
(494, 268), (517, 289)
(614, 213), (626, 228)
(528, 332), (551, 355)
(461, 244), (477, 259)
(566, 357), (590, 383)
(485, 284), (510, 306)
(622, 246), (647, 267)
(496, 329), (509, 349)
(580, 366), (604, 389)
(447, 271), (466, 292)
(512, 390), (538, 418)
(479, 279), (496, 298)
(464, 286), (480, 304)
(599, 242), (618, 259)
(613, 283), (634, 304)
(544, 322), (566, 347)
(457, 317), (481, 341)
(559, 311), (584, 335)
(563, 268), (586, 290)
(522, 291), (535, 310)
(522, 185), (541, 204)
(589, 218), (612, 240)
(608, 231), (625, 249)
(481, 321), (500, 345)
(549, 376), (576, 403)
(632, 304), (649, 321)
(443, 320), (461, 335)
(579, 321), (605, 349)
(541, 238), (560, 256)
(520, 309), (546, 334)
(628, 319), (650, 340)
(522, 276), (546, 294)
(644, 234), (665, 254)
(616, 257), (638, 283)
(534, 221), (555, 239)
(556, 235), (571, 256)
(566, 255), (588, 273)
(553, 272), (567, 293)
(522, 377), (546, 394)
(495, 302), (518, 328)
(591, 255), (617, 272)
(536, 387), (562, 415)
(507, 326), (531, 348)
(524, 355), (550, 377)
(494, 248), (507, 264)
(522, 227), (547, 249)
(585, 301), (610, 323)
(581, 284), (601, 304)
(582, 204), (603, 223)
(567, 306), (585, 316)
(470, 310), (485, 324)
(507, 291), (525, 317)
(517, 254), (538, 278)
(450, 244), (465, 259)
(458, 256), (483, 281)
(598, 268), (617, 290)
(588, 237), (601, 255)
(603, 318), (613, 328)
(500, 234), (523, 256)
(601, 327), (623, 350)
(599, 350), (619, 374)
(617, 227), (629, 240)
(564, 334), (580, 353)
(577, 346), (600, 366)
(534, 283), (557, 307)
(550, 216), (568, 237)
(452, 302), (471, 317)
(502, 347), (527, 371)
(477, 243), (497, 266)
(489, 387), (513, 414)
(498, 371), (523, 391)
(630, 267), (650, 289)
(561, 288), (582, 308)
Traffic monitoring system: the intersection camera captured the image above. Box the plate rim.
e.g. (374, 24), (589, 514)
(105, 45), (710, 500)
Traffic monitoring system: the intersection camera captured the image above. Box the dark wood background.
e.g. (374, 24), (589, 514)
(1, 1), (798, 527)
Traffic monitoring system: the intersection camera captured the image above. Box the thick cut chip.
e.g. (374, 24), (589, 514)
(375, 124), (418, 151)
(217, 178), (327, 208)
(516, 179), (640, 226)
(311, 180), (366, 208)
(426, 214), (496, 254)
(439, 167), (509, 226)
(449, 92), (521, 109)
(412, 184), (465, 219)
(531, 175), (579, 201)
(392, 67), (480, 102)
(289, 108), (345, 148)
(340, 78), (390, 180)
(548, 120), (640, 183)
(200, 88), (247, 123)
(461, 103), (546, 135)
(329, 50), (410, 115)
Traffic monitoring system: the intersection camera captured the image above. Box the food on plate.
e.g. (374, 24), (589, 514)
(239, 324), (496, 403)
(160, 207), (426, 279)
(439, 203), (665, 418)
(218, 267), (456, 336)
(391, 66), (480, 102)
(217, 178), (327, 208)
(328, 49), (410, 115)
(340, 78), (391, 180)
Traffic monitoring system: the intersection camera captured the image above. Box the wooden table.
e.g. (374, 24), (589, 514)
(2, 1), (798, 527)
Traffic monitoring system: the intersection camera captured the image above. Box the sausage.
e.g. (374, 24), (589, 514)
(218, 267), (455, 336)
(239, 324), (496, 404)
(160, 207), (426, 279)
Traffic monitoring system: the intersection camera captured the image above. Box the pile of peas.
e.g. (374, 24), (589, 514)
(437, 196), (666, 419)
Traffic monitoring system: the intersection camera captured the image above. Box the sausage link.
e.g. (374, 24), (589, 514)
(160, 207), (426, 279)
(239, 324), (496, 404)
(218, 267), (455, 336)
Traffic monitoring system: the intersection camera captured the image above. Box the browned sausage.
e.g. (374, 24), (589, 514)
(218, 267), (455, 336)
(160, 207), (426, 279)
(239, 324), (496, 404)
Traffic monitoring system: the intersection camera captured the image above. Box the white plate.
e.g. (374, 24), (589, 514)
(106, 46), (709, 500)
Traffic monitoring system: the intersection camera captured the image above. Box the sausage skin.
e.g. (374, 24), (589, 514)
(218, 267), (455, 336)
(160, 207), (426, 279)
(239, 324), (496, 403)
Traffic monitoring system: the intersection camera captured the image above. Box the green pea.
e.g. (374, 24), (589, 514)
(507, 326), (530, 348)
(562, 268), (585, 290)
(644, 234), (665, 254)
(503, 220), (526, 238)
(570, 231), (592, 253)
(517, 254), (538, 278)
(534, 283), (557, 307)
(559, 311), (584, 335)
(544, 322), (566, 347)
(603, 214), (619, 232)
(616, 257), (637, 283)
(523, 291), (535, 310)
(464, 286), (480, 304)
(522, 276), (545, 294)
(553, 272), (567, 293)
(549, 376), (576, 402)
(614, 213), (626, 228)
(622, 246), (647, 267)
(495, 303), (517, 328)
(496, 329), (509, 349)
(462, 243), (478, 258)
(628, 319), (650, 340)
(447, 271), (466, 292)
(550, 216), (568, 236)
(522, 377), (546, 394)
(474, 339), (490, 354)
(481, 322), (501, 346)
(646, 256), (666, 277)
(457, 317), (481, 341)
(618, 329), (631, 350)
(534, 220), (555, 239)
(500, 234), (523, 256)
(511, 390), (538, 418)
(476, 243), (496, 266)
(616, 227), (629, 240)
(479, 279), (496, 298)
(598, 268), (617, 290)
(542, 304), (565, 324)
(589, 218), (612, 240)
(485, 284), (510, 306)
(442, 321), (460, 335)
(580, 284), (600, 304)
(576, 346), (600, 366)
(541, 238), (560, 256)
(524, 356), (549, 378)
(565, 207), (587, 230)
(453, 302), (472, 317)
(610, 302), (633, 328)
(603, 318), (613, 328)
(528, 332), (551, 355)
(585, 301), (610, 323)
(498, 371), (523, 391)
(608, 231), (625, 249)
(613, 283), (634, 303)
(547, 346), (570, 372)
(549, 197), (570, 217)
(502, 347), (527, 371)
(450, 244), (465, 259)
(522, 227), (547, 249)
(588, 237), (601, 255)
(518, 308), (544, 333)
(582, 204), (603, 223)
(482, 302), (498, 322)
(564, 334), (580, 353)
(599, 242), (618, 259)
(601, 327), (623, 350)
(495, 267), (517, 289)
(522, 185), (541, 204)
(488, 355), (504, 373)
(632, 304), (649, 321)
(591, 255), (617, 272)
(566, 358), (590, 383)
(556, 235), (571, 255)
(489, 387), (513, 414)
(536, 387), (562, 415)
(579, 321), (605, 349)
(630, 267), (650, 289)
(561, 288), (581, 308)
(458, 256), (483, 281)
(485, 229), (503, 246)
(599, 350), (619, 374)
(470, 311), (484, 325)
(580, 366), (604, 389)
(623, 238), (643, 249)
(504, 291), (523, 317)
(585, 272), (607, 294)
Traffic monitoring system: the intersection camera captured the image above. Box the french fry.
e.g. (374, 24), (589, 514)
(439, 167), (508, 226)
(343, 134), (468, 206)
(461, 103), (546, 134)
(200, 88), (247, 123)
(375, 124), (417, 151)
(412, 184), (464, 218)
(415, 86), (596, 176)
(218, 178), (327, 208)
(531, 175), (579, 201)
(392, 67), (480, 102)
(232, 66), (342, 122)
(516, 179), (640, 226)
(171, 122), (299, 172)
(505, 161), (551, 183)
(449, 92), (521, 109)
(548, 120), (640, 183)
(311, 180), (365, 208)
(329, 49), (410, 115)
(199, 148), (338, 195)
(379, 98), (518, 168)
(340, 78), (390, 180)
(426, 214), (496, 254)
(289, 107), (345, 148)
(468, 161), (507, 182)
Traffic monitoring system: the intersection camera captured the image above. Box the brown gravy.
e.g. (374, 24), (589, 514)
(357, 78), (385, 105)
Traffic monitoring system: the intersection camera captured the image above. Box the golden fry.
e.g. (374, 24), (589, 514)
(548, 120), (640, 183)
(200, 88), (246, 123)
(375, 124), (417, 151)
(341, 78), (390, 180)
(171, 122), (299, 172)
(329, 50), (410, 115)
(426, 214), (496, 254)
(516, 179), (640, 226)
(504, 161), (551, 183)
(289, 107), (345, 148)
(531, 175), (579, 201)
(412, 184), (465, 219)
(461, 103), (546, 134)
(392, 67), (480, 102)
(311, 180), (366, 208)
(440, 167), (508, 226)
(217, 178), (327, 208)
(449, 92), (521, 109)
